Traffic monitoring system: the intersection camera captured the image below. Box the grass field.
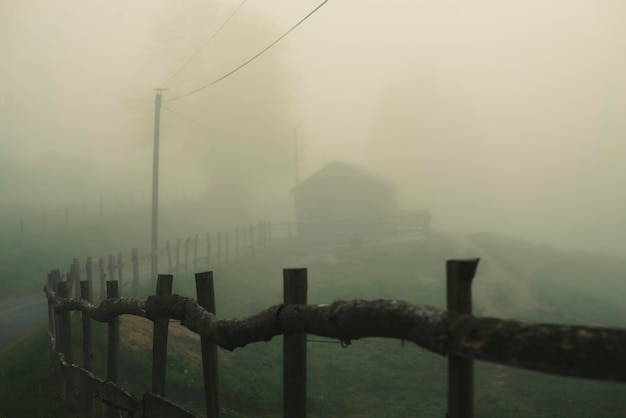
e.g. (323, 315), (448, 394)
(2, 230), (626, 417)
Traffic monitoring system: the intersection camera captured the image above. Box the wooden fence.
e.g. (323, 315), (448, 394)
(269, 210), (431, 246)
(44, 258), (626, 418)
(60, 222), (273, 302)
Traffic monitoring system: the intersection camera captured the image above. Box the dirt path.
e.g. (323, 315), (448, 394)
(0, 293), (47, 352)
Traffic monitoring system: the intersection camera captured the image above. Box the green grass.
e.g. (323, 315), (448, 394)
(0, 324), (77, 418)
(3, 231), (626, 417)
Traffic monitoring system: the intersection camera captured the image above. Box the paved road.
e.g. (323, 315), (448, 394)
(0, 292), (48, 351)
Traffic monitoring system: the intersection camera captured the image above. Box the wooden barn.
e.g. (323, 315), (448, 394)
(292, 161), (397, 240)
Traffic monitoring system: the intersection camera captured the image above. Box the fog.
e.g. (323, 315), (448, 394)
(2, 0), (625, 256)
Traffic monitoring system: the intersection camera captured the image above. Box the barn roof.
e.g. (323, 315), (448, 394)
(292, 161), (393, 193)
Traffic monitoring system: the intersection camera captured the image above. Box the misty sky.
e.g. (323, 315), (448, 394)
(2, 0), (625, 256)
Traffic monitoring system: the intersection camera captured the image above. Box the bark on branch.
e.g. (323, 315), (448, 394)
(45, 288), (626, 382)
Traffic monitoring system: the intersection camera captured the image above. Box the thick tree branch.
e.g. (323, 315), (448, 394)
(45, 290), (626, 382)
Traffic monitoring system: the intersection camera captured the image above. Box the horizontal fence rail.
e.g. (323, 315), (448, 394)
(44, 258), (626, 418)
(45, 288), (626, 382)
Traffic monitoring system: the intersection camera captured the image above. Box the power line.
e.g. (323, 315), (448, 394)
(162, 105), (238, 138)
(163, 0), (329, 103)
(161, 0), (248, 87)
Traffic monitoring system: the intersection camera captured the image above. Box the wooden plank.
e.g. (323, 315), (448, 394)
(446, 259), (480, 418)
(283, 268), (307, 418)
(195, 271), (219, 418)
(143, 392), (201, 418)
(152, 274), (173, 396)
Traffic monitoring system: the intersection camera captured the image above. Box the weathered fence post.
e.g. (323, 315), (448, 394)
(283, 268), (308, 418)
(57, 280), (74, 400)
(195, 272), (219, 418)
(106, 280), (119, 383)
(80, 280), (94, 417)
(446, 258), (480, 418)
(152, 274), (173, 396)
(132, 248), (139, 296)
(106, 280), (120, 418)
(257, 221), (262, 250)
(98, 257), (105, 303)
(268, 221), (273, 247)
(80, 281), (93, 371)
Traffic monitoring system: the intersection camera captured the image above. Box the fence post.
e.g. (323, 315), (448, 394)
(106, 280), (120, 418)
(283, 268), (307, 418)
(446, 259), (480, 418)
(80, 280), (94, 418)
(106, 280), (119, 384)
(152, 274), (173, 396)
(98, 257), (105, 303)
(257, 222), (262, 250)
(132, 248), (139, 296)
(80, 281), (93, 372)
(195, 272), (219, 418)
(57, 280), (74, 401)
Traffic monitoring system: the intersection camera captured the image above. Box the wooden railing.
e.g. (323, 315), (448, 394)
(44, 259), (626, 418)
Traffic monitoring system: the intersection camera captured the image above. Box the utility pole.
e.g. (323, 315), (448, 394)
(151, 89), (166, 287)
